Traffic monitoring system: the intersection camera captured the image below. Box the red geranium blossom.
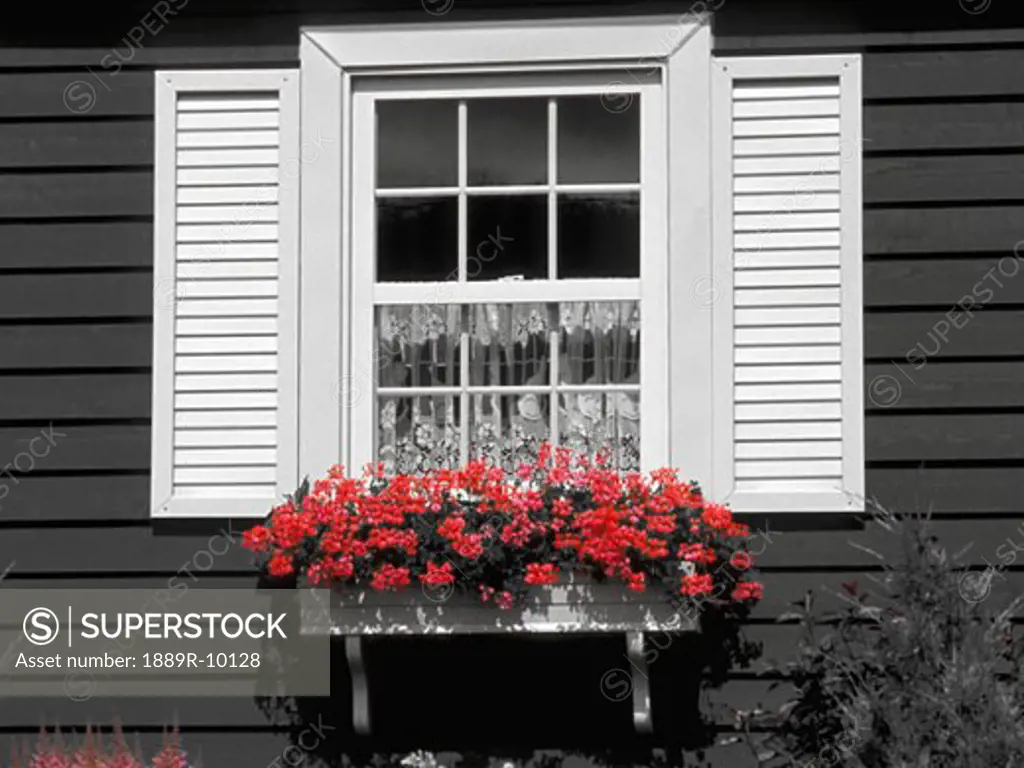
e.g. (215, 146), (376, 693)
(730, 551), (753, 570)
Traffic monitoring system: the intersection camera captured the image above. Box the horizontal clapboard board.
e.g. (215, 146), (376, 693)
(712, 56), (864, 513)
(152, 71), (298, 518)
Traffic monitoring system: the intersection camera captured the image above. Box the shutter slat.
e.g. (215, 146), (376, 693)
(735, 345), (841, 364)
(175, 428), (277, 448)
(735, 364), (842, 383)
(734, 173), (840, 193)
(177, 243), (278, 260)
(176, 354), (278, 373)
(176, 336), (277, 354)
(177, 261), (279, 279)
(177, 129), (280, 148)
(153, 70), (298, 518)
(178, 110), (281, 130)
(174, 410), (277, 428)
(733, 98), (840, 118)
(176, 204), (279, 223)
(179, 187), (281, 204)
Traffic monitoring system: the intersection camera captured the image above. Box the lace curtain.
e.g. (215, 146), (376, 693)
(374, 301), (640, 472)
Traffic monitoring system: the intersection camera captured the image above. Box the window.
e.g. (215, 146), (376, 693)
(349, 77), (666, 474)
(150, 18), (865, 518)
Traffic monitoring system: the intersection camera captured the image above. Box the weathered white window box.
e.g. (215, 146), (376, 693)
(301, 578), (698, 735)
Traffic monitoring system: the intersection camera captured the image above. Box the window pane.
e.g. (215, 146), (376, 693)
(467, 303), (550, 386)
(377, 100), (458, 188)
(557, 95), (640, 184)
(377, 197), (458, 282)
(467, 195), (547, 280)
(558, 193), (639, 278)
(467, 98), (547, 186)
(377, 394), (461, 474)
(559, 392), (640, 470)
(558, 301), (640, 385)
(375, 305), (462, 388)
(469, 393), (549, 471)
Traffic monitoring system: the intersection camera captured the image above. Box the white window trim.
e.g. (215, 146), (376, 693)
(299, 17), (714, 482)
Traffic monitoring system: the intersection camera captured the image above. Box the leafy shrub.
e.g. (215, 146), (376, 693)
(736, 510), (1024, 768)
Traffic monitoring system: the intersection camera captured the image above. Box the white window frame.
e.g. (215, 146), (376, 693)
(351, 75), (664, 472)
(299, 17), (713, 481)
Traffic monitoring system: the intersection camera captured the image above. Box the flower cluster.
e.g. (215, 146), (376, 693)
(10, 723), (189, 768)
(244, 444), (763, 608)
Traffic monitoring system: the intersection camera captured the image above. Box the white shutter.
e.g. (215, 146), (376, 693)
(711, 56), (863, 513)
(152, 70), (299, 518)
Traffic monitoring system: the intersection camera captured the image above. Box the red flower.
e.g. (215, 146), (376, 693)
(730, 551), (753, 570)
(552, 498), (574, 518)
(453, 534), (484, 559)
(496, 591), (515, 610)
(268, 553), (294, 578)
(525, 563), (560, 585)
(680, 573), (714, 596)
(370, 564), (411, 591)
(419, 561), (455, 586)
(242, 525), (271, 552)
(731, 581), (763, 601)
(437, 516), (466, 539)
(702, 503), (733, 531)
(678, 543), (717, 565)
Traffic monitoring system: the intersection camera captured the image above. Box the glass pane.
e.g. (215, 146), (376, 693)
(558, 301), (640, 385)
(377, 100), (458, 188)
(377, 394), (461, 474)
(558, 193), (639, 278)
(469, 393), (549, 471)
(559, 391), (640, 470)
(467, 303), (550, 387)
(467, 98), (547, 186)
(377, 197), (458, 282)
(375, 305), (462, 388)
(557, 95), (640, 184)
(467, 195), (547, 280)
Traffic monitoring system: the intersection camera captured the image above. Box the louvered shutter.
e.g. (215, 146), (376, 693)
(710, 56), (863, 513)
(152, 70), (299, 518)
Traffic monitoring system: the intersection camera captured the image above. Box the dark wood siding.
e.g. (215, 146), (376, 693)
(1, 1), (1022, 765)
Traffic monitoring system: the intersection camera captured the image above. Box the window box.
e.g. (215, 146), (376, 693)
(301, 575), (699, 736)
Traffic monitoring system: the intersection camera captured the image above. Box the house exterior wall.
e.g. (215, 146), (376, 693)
(0, 0), (1021, 764)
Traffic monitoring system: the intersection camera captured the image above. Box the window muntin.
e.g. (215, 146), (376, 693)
(350, 76), (666, 474)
